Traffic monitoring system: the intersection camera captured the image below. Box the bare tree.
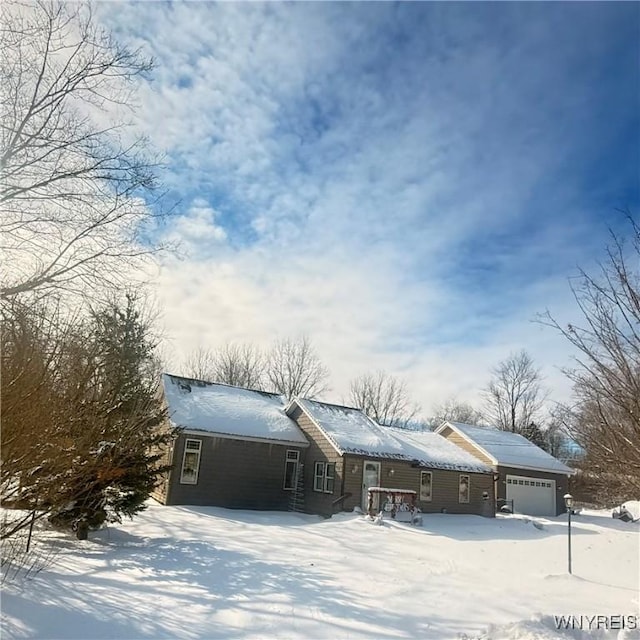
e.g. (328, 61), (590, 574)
(1, 0), (163, 300)
(211, 343), (265, 389)
(348, 370), (420, 427)
(1, 295), (171, 547)
(429, 397), (484, 428)
(185, 343), (265, 389)
(484, 350), (546, 432)
(1, 300), (76, 539)
(184, 346), (217, 381)
(542, 216), (640, 496)
(265, 336), (329, 400)
(544, 405), (578, 461)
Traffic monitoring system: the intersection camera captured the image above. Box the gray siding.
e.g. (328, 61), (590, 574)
(166, 433), (305, 510)
(289, 406), (496, 518)
(343, 455), (495, 517)
(497, 465), (569, 515)
(288, 407), (345, 517)
(440, 426), (570, 515)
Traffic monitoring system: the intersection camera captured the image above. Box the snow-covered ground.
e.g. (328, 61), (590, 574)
(2, 503), (638, 639)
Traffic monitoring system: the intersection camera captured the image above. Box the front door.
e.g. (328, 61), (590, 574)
(362, 460), (381, 510)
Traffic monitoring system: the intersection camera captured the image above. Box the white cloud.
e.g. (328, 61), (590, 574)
(153, 233), (582, 419)
(164, 199), (227, 257)
(94, 3), (636, 418)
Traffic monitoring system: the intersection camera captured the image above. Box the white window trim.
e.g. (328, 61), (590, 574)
(283, 450), (300, 490)
(180, 438), (202, 485)
(420, 471), (433, 502)
(313, 461), (335, 494)
(458, 474), (470, 503)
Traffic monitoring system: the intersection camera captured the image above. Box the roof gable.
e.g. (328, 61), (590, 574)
(287, 399), (491, 473)
(287, 397), (391, 456)
(162, 374), (308, 446)
(437, 421), (573, 474)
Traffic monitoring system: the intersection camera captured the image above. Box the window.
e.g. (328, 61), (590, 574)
(458, 474), (470, 503)
(313, 462), (323, 491)
(180, 439), (202, 484)
(325, 464), (335, 493)
(283, 450), (300, 490)
(313, 462), (335, 493)
(420, 471), (432, 502)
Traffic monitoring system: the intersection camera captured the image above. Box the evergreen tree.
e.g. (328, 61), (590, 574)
(50, 294), (173, 532)
(519, 421), (547, 451)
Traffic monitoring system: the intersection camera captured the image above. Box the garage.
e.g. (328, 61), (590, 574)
(506, 474), (556, 516)
(436, 422), (574, 516)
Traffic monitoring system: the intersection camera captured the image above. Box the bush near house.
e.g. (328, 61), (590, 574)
(1, 295), (173, 543)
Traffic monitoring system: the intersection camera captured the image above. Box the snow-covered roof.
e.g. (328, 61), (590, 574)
(438, 421), (573, 474)
(162, 374), (308, 446)
(385, 426), (493, 474)
(289, 399), (492, 473)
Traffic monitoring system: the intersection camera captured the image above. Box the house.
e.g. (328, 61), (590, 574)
(155, 374), (309, 510)
(435, 421), (574, 516)
(156, 374), (496, 518)
(284, 398), (496, 518)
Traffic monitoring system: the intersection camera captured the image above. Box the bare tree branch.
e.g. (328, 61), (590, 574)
(0, 0), (165, 300)
(348, 370), (420, 428)
(429, 398), (484, 429)
(483, 350), (547, 433)
(540, 215), (640, 495)
(265, 336), (329, 400)
(184, 343), (265, 390)
(1, 294), (171, 544)
(183, 346), (217, 382)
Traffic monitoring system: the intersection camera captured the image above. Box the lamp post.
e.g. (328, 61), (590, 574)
(564, 493), (573, 575)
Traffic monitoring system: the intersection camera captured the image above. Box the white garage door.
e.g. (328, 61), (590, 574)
(506, 475), (556, 516)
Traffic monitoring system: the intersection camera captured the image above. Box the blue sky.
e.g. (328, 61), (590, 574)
(99, 1), (639, 416)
